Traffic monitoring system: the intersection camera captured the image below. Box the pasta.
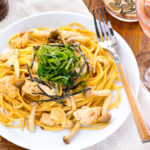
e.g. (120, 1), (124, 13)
(0, 23), (121, 144)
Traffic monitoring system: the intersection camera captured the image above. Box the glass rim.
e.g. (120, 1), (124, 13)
(136, 0), (150, 28)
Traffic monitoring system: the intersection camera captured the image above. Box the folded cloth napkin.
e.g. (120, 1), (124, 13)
(0, 0), (150, 150)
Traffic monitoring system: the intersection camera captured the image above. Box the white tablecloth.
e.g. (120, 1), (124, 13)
(1, 0), (150, 149)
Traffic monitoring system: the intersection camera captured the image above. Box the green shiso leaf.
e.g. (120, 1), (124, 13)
(36, 44), (80, 86)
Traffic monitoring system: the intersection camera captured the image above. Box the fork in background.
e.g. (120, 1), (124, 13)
(92, 7), (150, 142)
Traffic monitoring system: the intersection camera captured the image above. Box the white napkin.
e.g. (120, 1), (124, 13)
(0, 0), (150, 150)
(0, 0), (90, 30)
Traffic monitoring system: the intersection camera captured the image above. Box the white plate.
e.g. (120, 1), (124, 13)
(0, 12), (140, 150)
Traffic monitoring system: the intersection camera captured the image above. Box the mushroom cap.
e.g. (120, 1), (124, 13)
(63, 136), (69, 144)
(98, 112), (111, 123)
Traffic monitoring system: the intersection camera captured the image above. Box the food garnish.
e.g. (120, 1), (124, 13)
(35, 44), (81, 86)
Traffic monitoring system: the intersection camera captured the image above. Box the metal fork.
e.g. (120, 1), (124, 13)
(92, 7), (150, 142)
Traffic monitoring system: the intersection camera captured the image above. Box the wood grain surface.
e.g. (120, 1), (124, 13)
(0, 0), (149, 149)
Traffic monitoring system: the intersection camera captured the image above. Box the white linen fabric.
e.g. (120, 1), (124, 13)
(0, 0), (150, 150)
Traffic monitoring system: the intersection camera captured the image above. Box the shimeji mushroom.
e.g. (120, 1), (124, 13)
(12, 78), (25, 88)
(97, 95), (112, 123)
(63, 122), (80, 144)
(85, 89), (111, 98)
(102, 95), (112, 115)
(98, 112), (111, 123)
(27, 102), (39, 132)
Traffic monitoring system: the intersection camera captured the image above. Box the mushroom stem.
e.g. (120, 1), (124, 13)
(102, 95), (112, 115)
(63, 122), (80, 144)
(97, 112), (111, 123)
(27, 102), (38, 132)
(92, 90), (111, 97)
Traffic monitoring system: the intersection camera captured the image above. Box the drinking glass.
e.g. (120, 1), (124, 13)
(136, 0), (150, 92)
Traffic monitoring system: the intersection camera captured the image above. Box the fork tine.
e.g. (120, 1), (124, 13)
(99, 8), (110, 40)
(92, 9), (101, 42)
(96, 8), (105, 41)
(103, 7), (114, 37)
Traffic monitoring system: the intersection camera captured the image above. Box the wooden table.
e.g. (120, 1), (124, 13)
(0, 0), (148, 149)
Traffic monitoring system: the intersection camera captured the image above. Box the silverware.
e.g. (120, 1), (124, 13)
(92, 7), (150, 142)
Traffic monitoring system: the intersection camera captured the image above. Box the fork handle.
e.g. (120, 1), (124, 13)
(117, 63), (150, 142)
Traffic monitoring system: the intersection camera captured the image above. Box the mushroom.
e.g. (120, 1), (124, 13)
(66, 36), (89, 44)
(27, 102), (38, 132)
(102, 95), (112, 115)
(92, 90), (111, 97)
(49, 28), (59, 39)
(97, 112), (111, 123)
(12, 78), (25, 88)
(63, 122), (80, 144)
(70, 96), (76, 111)
(85, 89), (111, 98)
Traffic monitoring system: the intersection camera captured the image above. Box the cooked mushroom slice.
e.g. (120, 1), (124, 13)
(92, 90), (111, 97)
(97, 112), (111, 123)
(102, 95), (112, 115)
(66, 36), (89, 44)
(70, 96), (76, 111)
(85, 89), (111, 98)
(27, 102), (38, 132)
(63, 122), (80, 144)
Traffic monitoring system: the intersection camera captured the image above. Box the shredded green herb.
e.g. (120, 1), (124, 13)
(35, 44), (81, 86)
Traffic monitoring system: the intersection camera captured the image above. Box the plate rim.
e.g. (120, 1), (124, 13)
(0, 11), (140, 150)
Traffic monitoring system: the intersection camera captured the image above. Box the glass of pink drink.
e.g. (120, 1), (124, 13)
(136, 0), (150, 36)
(136, 0), (150, 92)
